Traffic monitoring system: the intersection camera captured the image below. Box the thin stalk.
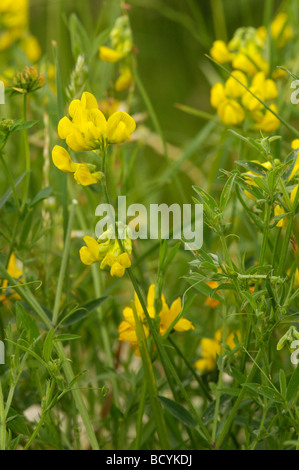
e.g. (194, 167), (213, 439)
(21, 94), (31, 213)
(0, 381), (6, 450)
(52, 201), (77, 326)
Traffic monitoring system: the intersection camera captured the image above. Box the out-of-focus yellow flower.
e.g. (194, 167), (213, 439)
(217, 99), (245, 126)
(57, 92), (136, 151)
(119, 284), (194, 356)
(232, 45), (269, 77)
(21, 35), (42, 62)
(252, 104), (280, 132)
(244, 160), (272, 199)
(271, 12), (293, 48)
(99, 46), (124, 63)
(99, 98), (120, 118)
(205, 281), (221, 308)
(287, 141), (299, 182)
(225, 71), (248, 99)
(79, 225), (132, 278)
(195, 328), (239, 372)
(210, 40), (234, 63)
(0, 254), (22, 304)
(0, 0), (28, 51)
(293, 269), (299, 289)
(210, 82), (226, 108)
(275, 185), (298, 227)
(52, 146), (103, 186)
(115, 66), (133, 92)
(242, 72), (278, 111)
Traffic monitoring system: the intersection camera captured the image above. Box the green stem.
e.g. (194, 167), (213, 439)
(52, 201), (77, 326)
(21, 94), (31, 213)
(215, 349), (263, 449)
(0, 381), (6, 450)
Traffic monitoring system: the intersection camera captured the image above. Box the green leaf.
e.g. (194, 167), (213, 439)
(63, 297), (107, 326)
(219, 174), (236, 212)
(287, 364), (299, 402)
(279, 369), (287, 399)
(0, 172), (27, 210)
(236, 160), (270, 176)
(6, 409), (28, 436)
(15, 303), (40, 341)
(243, 383), (284, 403)
(43, 329), (54, 363)
(158, 396), (197, 428)
(30, 186), (53, 207)
(54, 334), (81, 342)
(11, 120), (39, 132)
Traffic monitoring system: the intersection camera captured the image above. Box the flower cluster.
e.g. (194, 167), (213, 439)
(0, 0), (41, 61)
(10, 65), (44, 94)
(80, 224), (132, 278)
(99, 15), (134, 92)
(195, 328), (239, 372)
(52, 92), (136, 186)
(210, 13), (293, 130)
(118, 284), (194, 356)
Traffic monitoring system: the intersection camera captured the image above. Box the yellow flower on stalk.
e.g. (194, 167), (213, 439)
(0, 0), (28, 51)
(243, 160), (272, 200)
(242, 72), (278, 112)
(52, 146), (103, 186)
(99, 46), (124, 63)
(0, 254), (22, 304)
(79, 224), (132, 278)
(275, 185), (299, 227)
(252, 104), (280, 132)
(119, 284), (194, 356)
(205, 281), (221, 308)
(287, 140), (299, 181)
(195, 328), (239, 372)
(21, 34), (42, 62)
(115, 66), (133, 92)
(57, 92), (136, 151)
(224, 71), (248, 99)
(271, 12), (293, 48)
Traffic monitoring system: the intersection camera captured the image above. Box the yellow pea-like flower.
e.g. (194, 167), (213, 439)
(225, 71), (248, 99)
(73, 164), (102, 186)
(99, 46), (124, 63)
(210, 82), (226, 108)
(115, 67), (133, 92)
(79, 236), (102, 266)
(252, 104), (280, 132)
(210, 40), (234, 64)
(195, 329), (239, 372)
(118, 284), (194, 356)
(217, 99), (245, 126)
(106, 111), (136, 143)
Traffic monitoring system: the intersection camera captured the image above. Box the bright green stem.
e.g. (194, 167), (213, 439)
(21, 94), (31, 213)
(52, 201), (77, 326)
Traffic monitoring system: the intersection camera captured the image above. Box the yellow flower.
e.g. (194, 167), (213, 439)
(52, 146), (102, 186)
(287, 141), (299, 181)
(205, 281), (221, 308)
(217, 99), (245, 126)
(252, 104), (280, 132)
(195, 328), (239, 372)
(210, 82), (226, 108)
(271, 13), (293, 48)
(21, 35), (42, 62)
(79, 225), (132, 278)
(210, 40), (234, 63)
(99, 46), (124, 63)
(0, 254), (22, 304)
(119, 284), (194, 355)
(57, 92), (136, 151)
(115, 67), (133, 92)
(242, 72), (278, 111)
(275, 185), (298, 227)
(225, 71), (248, 99)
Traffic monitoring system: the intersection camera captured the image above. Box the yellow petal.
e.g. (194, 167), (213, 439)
(118, 252), (131, 268)
(115, 67), (133, 92)
(110, 261), (126, 277)
(81, 92), (99, 110)
(106, 111), (136, 143)
(99, 46), (124, 63)
(7, 254), (22, 278)
(52, 145), (78, 173)
(79, 236), (100, 265)
(58, 116), (74, 140)
(74, 164), (102, 186)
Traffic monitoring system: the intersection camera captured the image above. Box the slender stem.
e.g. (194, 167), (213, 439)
(0, 381), (6, 450)
(24, 413), (46, 450)
(21, 94), (31, 213)
(52, 201), (77, 326)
